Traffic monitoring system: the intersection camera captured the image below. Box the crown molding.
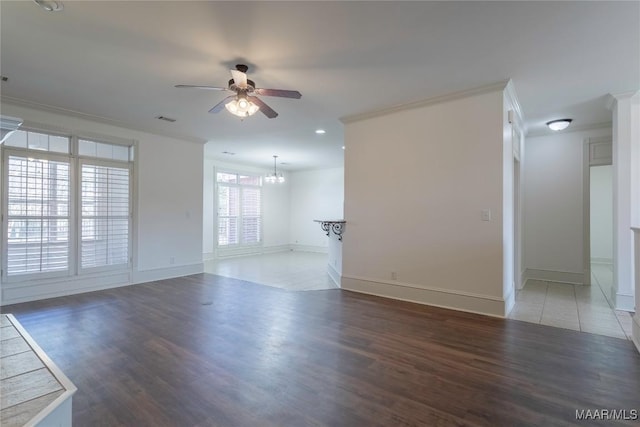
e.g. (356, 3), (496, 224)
(340, 80), (510, 124)
(504, 79), (528, 133)
(526, 121), (612, 138)
(0, 96), (207, 145)
(606, 90), (640, 110)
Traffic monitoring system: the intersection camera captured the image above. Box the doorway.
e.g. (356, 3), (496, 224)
(514, 157), (521, 291)
(582, 136), (612, 292)
(589, 164), (614, 305)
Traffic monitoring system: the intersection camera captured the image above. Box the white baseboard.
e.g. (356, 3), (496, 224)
(504, 287), (516, 315)
(1, 263), (204, 306)
(1, 271), (131, 306)
(590, 257), (613, 265)
(523, 268), (584, 285)
(328, 263), (341, 287)
(132, 262), (204, 285)
(205, 244), (324, 261)
(262, 245), (292, 254)
(341, 275), (509, 317)
(216, 246), (264, 259)
(290, 244), (328, 254)
(632, 314), (640, 354)
(612, 292), (635, 312)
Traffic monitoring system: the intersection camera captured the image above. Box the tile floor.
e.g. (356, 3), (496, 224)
(204, 251), (338, 291)
(509, 263), (634, 340)
(209, 252), (634, 340)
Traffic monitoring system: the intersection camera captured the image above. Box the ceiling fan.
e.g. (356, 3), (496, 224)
(175, 64), (302, 119)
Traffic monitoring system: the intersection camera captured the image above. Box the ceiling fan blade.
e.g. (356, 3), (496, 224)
(250, 96), (278, 119)
(208, 96), (235, 114)
(230, 70), (248, 88)
(254, 88), (302, 99)
(175, 85), (229, 91)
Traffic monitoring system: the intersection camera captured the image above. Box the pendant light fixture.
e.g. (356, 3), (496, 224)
(265, 155), (285, 183)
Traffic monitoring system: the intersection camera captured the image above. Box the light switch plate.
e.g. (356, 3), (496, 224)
(481, 209), (491, 221)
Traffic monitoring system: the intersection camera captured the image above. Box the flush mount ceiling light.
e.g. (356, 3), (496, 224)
(315, 129), (326, 134)
(265, 155), (285, 184)
(546, 119), (573, 131)
(33, 0), (64, 11)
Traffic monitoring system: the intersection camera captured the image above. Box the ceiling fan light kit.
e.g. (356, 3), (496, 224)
(225, 95), (260, 118)
(176, 64), (301, 119)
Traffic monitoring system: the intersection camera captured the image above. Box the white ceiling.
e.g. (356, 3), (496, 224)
(1, 1), (638, 170)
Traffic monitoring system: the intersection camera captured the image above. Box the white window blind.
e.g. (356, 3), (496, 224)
(217, 185), (239, 246)
(6, 154), (70, 275)
(80, 163), (130, 269)
(217, 172), (262, 246)
(2, 130), (134, 281)
(241, 187), (261, 244)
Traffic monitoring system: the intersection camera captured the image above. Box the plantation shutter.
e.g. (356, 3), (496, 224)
(241, 187), (261, 244)
(216, 172), (262, 247)
(6, 154), (70, 275)
(80, 162), (130, 269)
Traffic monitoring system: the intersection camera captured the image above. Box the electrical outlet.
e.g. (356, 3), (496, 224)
(391, 271), (397, 280)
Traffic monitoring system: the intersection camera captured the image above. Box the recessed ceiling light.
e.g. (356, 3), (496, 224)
(315, 129), (326, 134)
(342, 146), (345, 150)
(546, 119), (572, 131)
(33, 0), (64, 12)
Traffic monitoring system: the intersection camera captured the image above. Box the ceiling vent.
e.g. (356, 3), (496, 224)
(156, 116), (176, 123)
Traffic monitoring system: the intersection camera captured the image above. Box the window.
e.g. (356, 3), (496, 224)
(80, 163), (130, 269)
(6, 153), (70, 276)
(217, 172), (261, 246)
(2, 129), (134, 280)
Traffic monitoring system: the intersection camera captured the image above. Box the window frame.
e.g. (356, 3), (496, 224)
(77, 157), (133, 275)
(1, 124), (136, 283)
(215, 169), (263, 249)
(2, 146), (75, 282)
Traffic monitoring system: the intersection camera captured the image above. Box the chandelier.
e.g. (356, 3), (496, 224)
(265, 155), (285, 183)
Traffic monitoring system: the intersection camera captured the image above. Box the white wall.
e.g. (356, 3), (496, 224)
(523, 127), (611, 283)
(0, 102), (204, 304)
(289, 168), (344, 251)
(342, 86), (511, 316)
(590, 165), (613, 263)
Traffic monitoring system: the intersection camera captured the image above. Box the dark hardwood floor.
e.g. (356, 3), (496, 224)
(2, 273), (639, 426)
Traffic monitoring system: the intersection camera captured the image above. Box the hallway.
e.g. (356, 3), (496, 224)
(509, 276), (633, 340)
